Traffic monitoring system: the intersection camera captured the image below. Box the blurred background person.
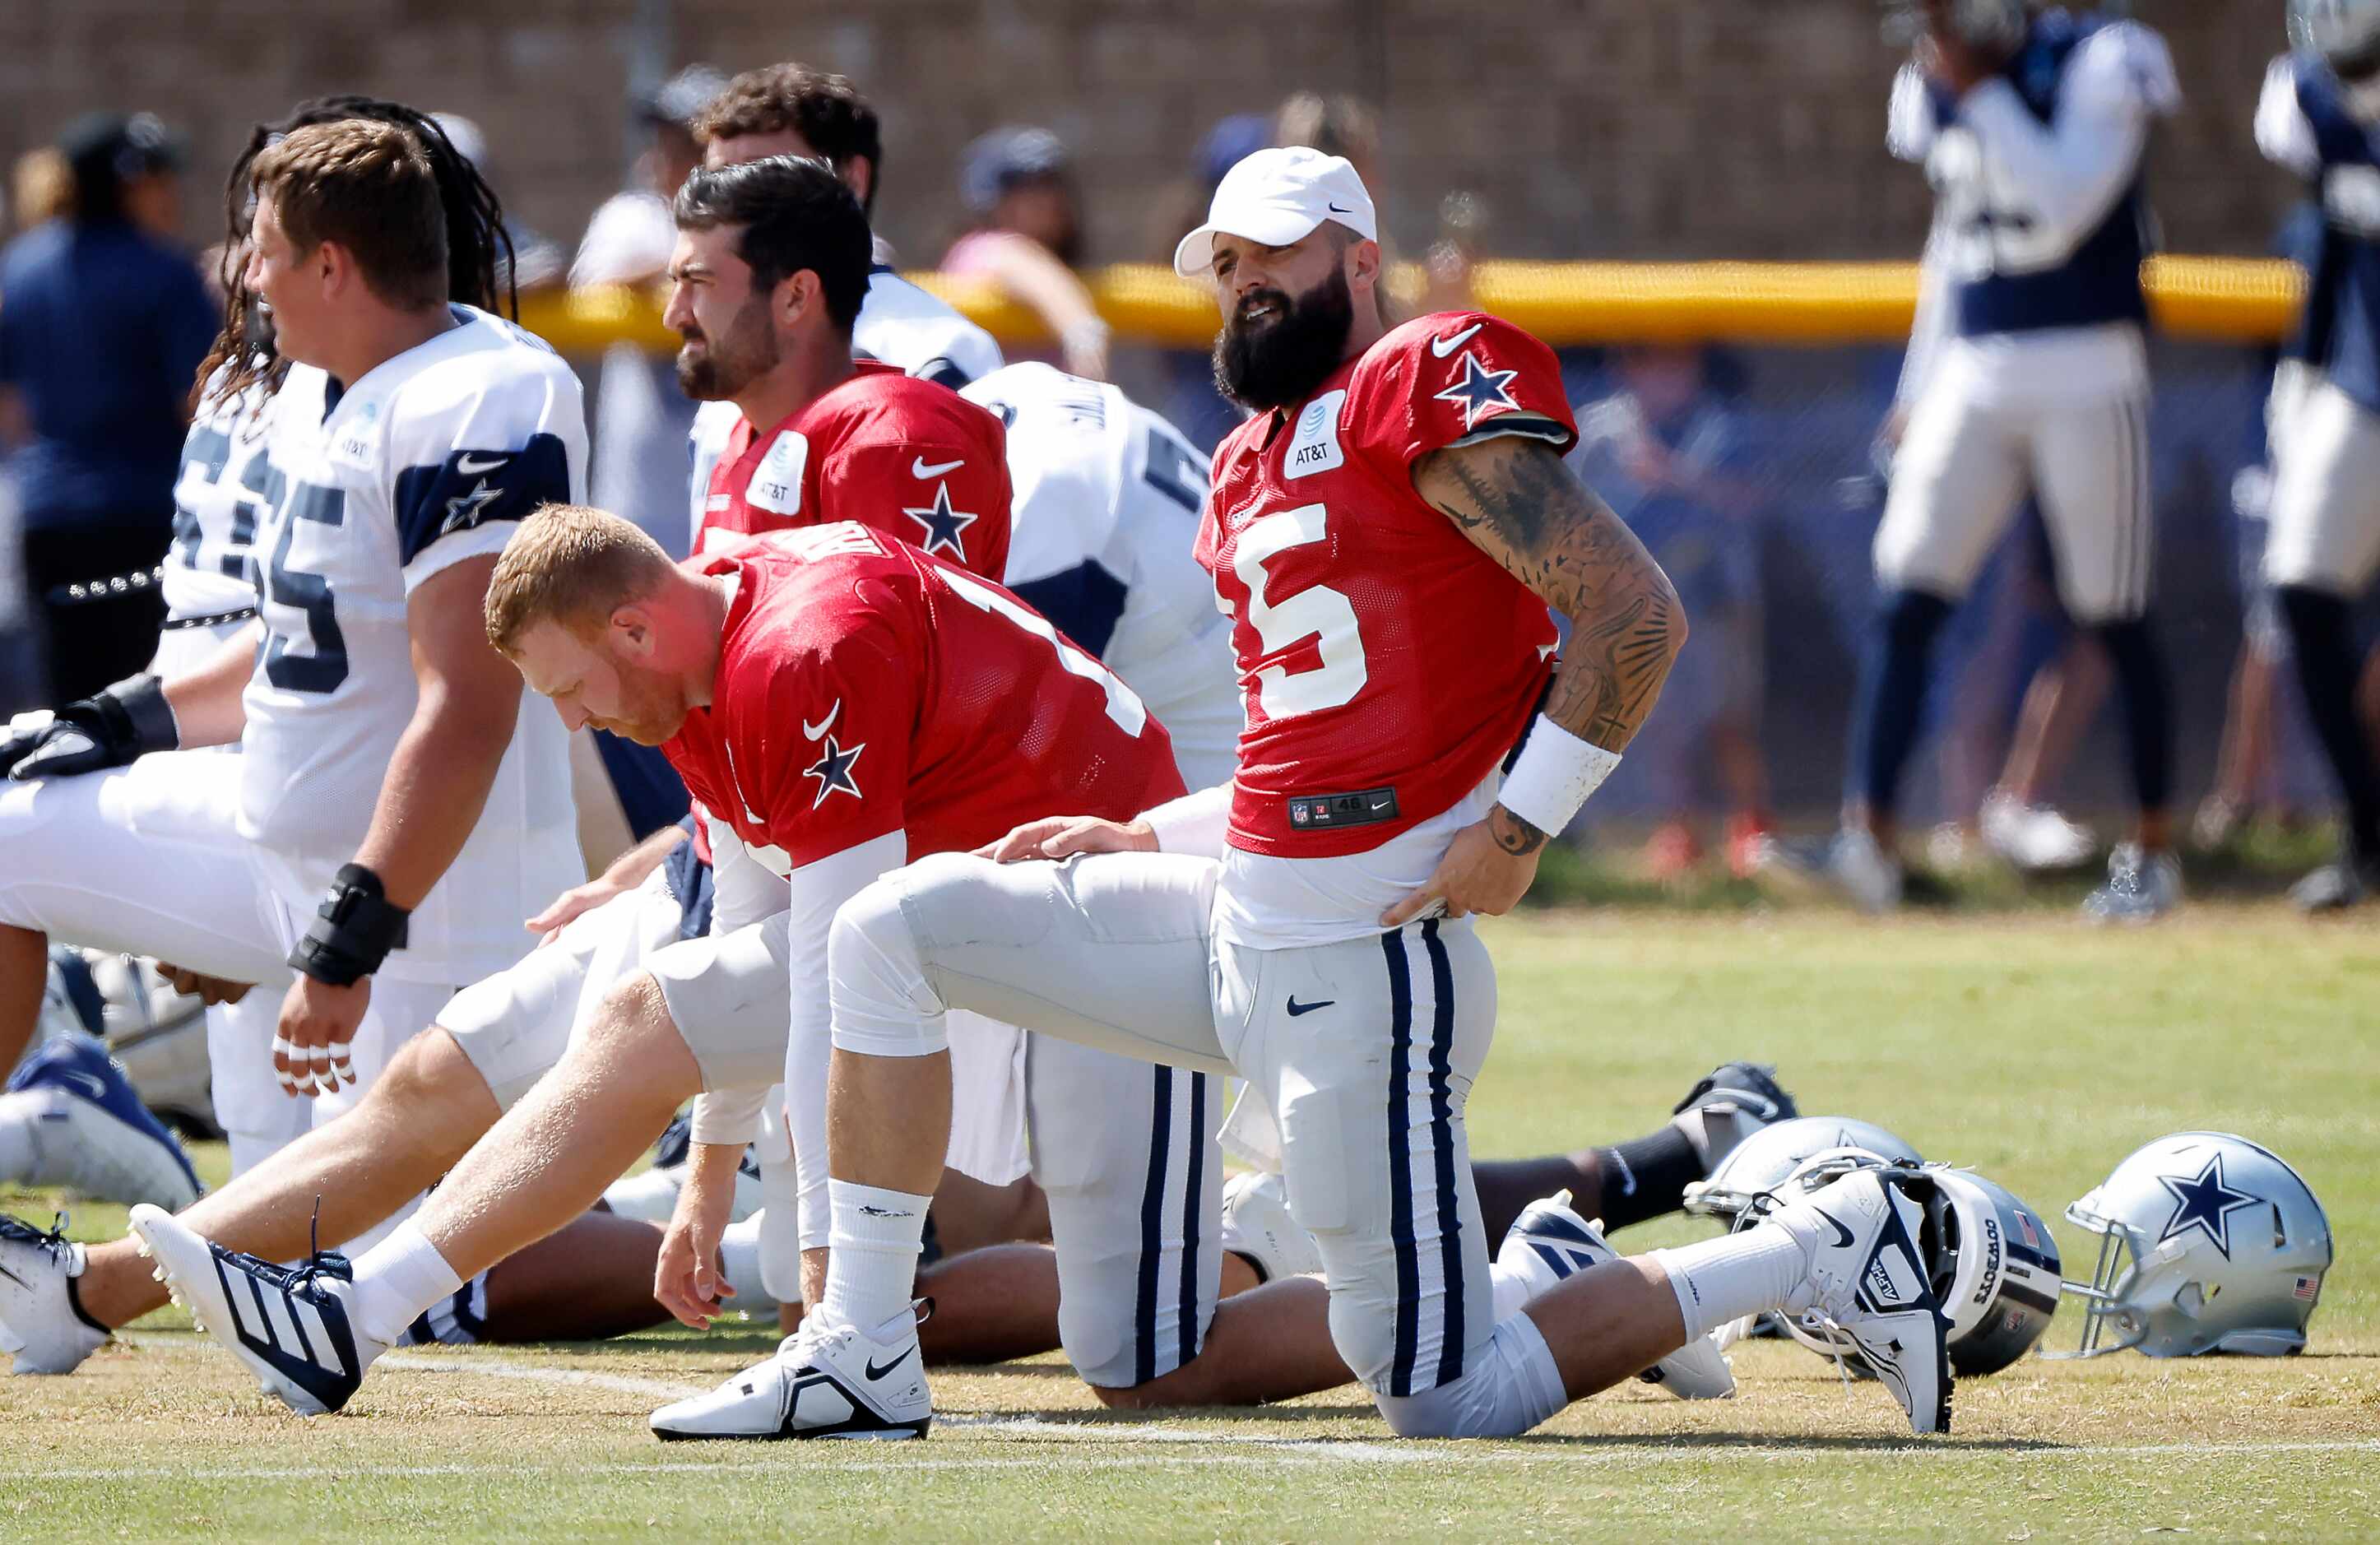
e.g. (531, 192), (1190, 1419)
(1570, 346), (1774, 879)
(0, 112), (214, 703)
(12, 148), (72, 234)
(569, 64), (724, 558)
(433, 113), (566, 297)
(944, 126), (1109, 378)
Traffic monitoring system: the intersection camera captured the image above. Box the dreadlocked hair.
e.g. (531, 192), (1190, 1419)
(195, 95), (517, 410)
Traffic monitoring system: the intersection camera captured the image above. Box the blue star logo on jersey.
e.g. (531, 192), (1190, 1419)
(902, 481), (977, 560)
(1431, 350), (1521, 432)
(440, 479), (504, 536)
(2155, 1152), (2261, 1260)
(802, 735), (866, 810)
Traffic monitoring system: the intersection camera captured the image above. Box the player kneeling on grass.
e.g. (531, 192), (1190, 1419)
(654, 147), (1956, 1441)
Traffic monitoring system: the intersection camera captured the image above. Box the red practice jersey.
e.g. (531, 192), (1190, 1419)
(666, 523), (1185, 874)
(1198, 311), (1576, 858)
(700, 359), (1013, 583)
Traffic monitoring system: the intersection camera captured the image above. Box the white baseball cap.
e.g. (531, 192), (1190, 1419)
(1171, 146), (1378, 280)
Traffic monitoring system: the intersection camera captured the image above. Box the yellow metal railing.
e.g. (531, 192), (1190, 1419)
(522, 256), (2306, 355)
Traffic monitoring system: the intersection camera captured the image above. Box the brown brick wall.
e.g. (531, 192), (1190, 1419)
(0, 1), (2294, 271)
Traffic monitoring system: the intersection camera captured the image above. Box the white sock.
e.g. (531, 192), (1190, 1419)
(1649, 1219), (1809, 1343)
(816, 1179), (929, 1333)
(719, 1214), (784, 1310)
(349, 1223), (465, 1348)
(1489, 1259), (1532, 1324)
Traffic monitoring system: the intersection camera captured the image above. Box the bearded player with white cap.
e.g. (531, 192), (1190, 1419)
(641, 147), (1960, 1442)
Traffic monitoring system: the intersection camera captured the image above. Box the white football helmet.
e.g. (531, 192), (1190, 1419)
(1923, 1167), (2062, 1375)
(2293, 0), (2380, 76)
(1684, 1115), (1923, 1227)
(2053, 1132), (2332, 1358)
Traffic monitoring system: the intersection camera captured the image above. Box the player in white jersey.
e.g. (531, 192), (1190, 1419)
(157, 373), (271, 673)
(2253, 2), (2380, 907)
(966, 363), (1241, 790)
(680, 64), (1004, 533)
(1790, 0), (2183, 919)
(0, 114), (582, 1185)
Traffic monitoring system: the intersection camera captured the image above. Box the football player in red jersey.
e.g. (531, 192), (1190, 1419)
(137, 505), (1193, 1419)
(788, 147), (1960, 1441)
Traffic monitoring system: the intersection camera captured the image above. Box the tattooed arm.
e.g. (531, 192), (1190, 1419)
(1381, 432), (1685, 922)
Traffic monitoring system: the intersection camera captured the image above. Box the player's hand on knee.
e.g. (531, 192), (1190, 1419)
(1382, 818), (1540, 927)
(654, 1145), (740, 1329)
(1, 675), (178, 782)
(526, 875), (626, 947)
(274, 975), (371, 1097)
(977, 814), (1157, 863)
(154, 961), (254, 1005)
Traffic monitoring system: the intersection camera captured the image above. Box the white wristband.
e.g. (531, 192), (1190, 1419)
(1496, 717), (1621, 838)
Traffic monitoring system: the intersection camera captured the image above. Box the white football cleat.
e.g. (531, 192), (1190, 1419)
(650, 1304), (931, 1441)
(0, 1037), (202, 1209)
(0, 1213), (109, 1375)
(128, 1204), (387, 1416)
(2081, 842), (2183, 924)
(1979, 791), (2095, 871)
(1497, 1191), (1734, 1399)
(1219, 1172), (1321, 1282)
(1771, 1169), (1953, 1435)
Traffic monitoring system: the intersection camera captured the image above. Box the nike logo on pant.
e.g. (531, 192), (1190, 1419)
(1285, 996), (1334, 1017)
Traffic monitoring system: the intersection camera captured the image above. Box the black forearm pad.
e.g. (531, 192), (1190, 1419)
(287, 864), (412, 986)
(95, 673), (180, 754)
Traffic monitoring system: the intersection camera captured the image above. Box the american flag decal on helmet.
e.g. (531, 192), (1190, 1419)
(2294, 1275), (2320, 1301)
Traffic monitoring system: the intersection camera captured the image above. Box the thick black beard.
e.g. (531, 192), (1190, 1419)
(1212, 266), (1355, 412)
(674, 293), (780, 401)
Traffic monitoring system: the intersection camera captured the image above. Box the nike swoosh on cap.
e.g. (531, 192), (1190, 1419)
(1429, 323), (1485, 358)
(911, 456), (964, 480)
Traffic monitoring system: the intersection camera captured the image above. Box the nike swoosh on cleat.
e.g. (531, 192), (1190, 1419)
(1430, 322), (1485, 357)
(864, 1345), (915, 1381)
(1284, 996), (1334, 1017)
(1811, 1208), (1856, 1249)
(911, 456), (964, 480)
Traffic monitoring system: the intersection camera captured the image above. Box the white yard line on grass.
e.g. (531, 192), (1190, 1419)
(20, 1440), (2380, 1484)
(112, 1344), (2380, 1473)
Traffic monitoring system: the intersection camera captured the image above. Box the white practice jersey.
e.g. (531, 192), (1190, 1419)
(238, 306), (586, 984)
(962, 363), (1241, 789)
(1886, 17), (2178, 408)
(686, 267), (1005, 543)
(165, 371), (272, 622)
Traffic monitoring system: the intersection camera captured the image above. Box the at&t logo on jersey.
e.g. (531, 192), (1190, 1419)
(1284, 389), (1347, 479)
(749, 430), (810, 516)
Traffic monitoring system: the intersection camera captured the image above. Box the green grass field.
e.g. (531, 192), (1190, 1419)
(5, 906), (2377, 1542)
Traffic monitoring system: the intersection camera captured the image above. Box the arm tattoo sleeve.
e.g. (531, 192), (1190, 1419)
(1415, 434), (1686, 757)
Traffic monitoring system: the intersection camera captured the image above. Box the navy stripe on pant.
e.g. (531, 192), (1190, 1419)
(1420, 919), (1466, 1388)
(1134, 1065), (1176, 1386)
(1176, 1071), (1206, 1371)
(1382, 927), (1422, 1398)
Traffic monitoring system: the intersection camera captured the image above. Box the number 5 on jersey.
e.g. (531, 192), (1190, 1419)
(1230, 503), (1366, 720)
